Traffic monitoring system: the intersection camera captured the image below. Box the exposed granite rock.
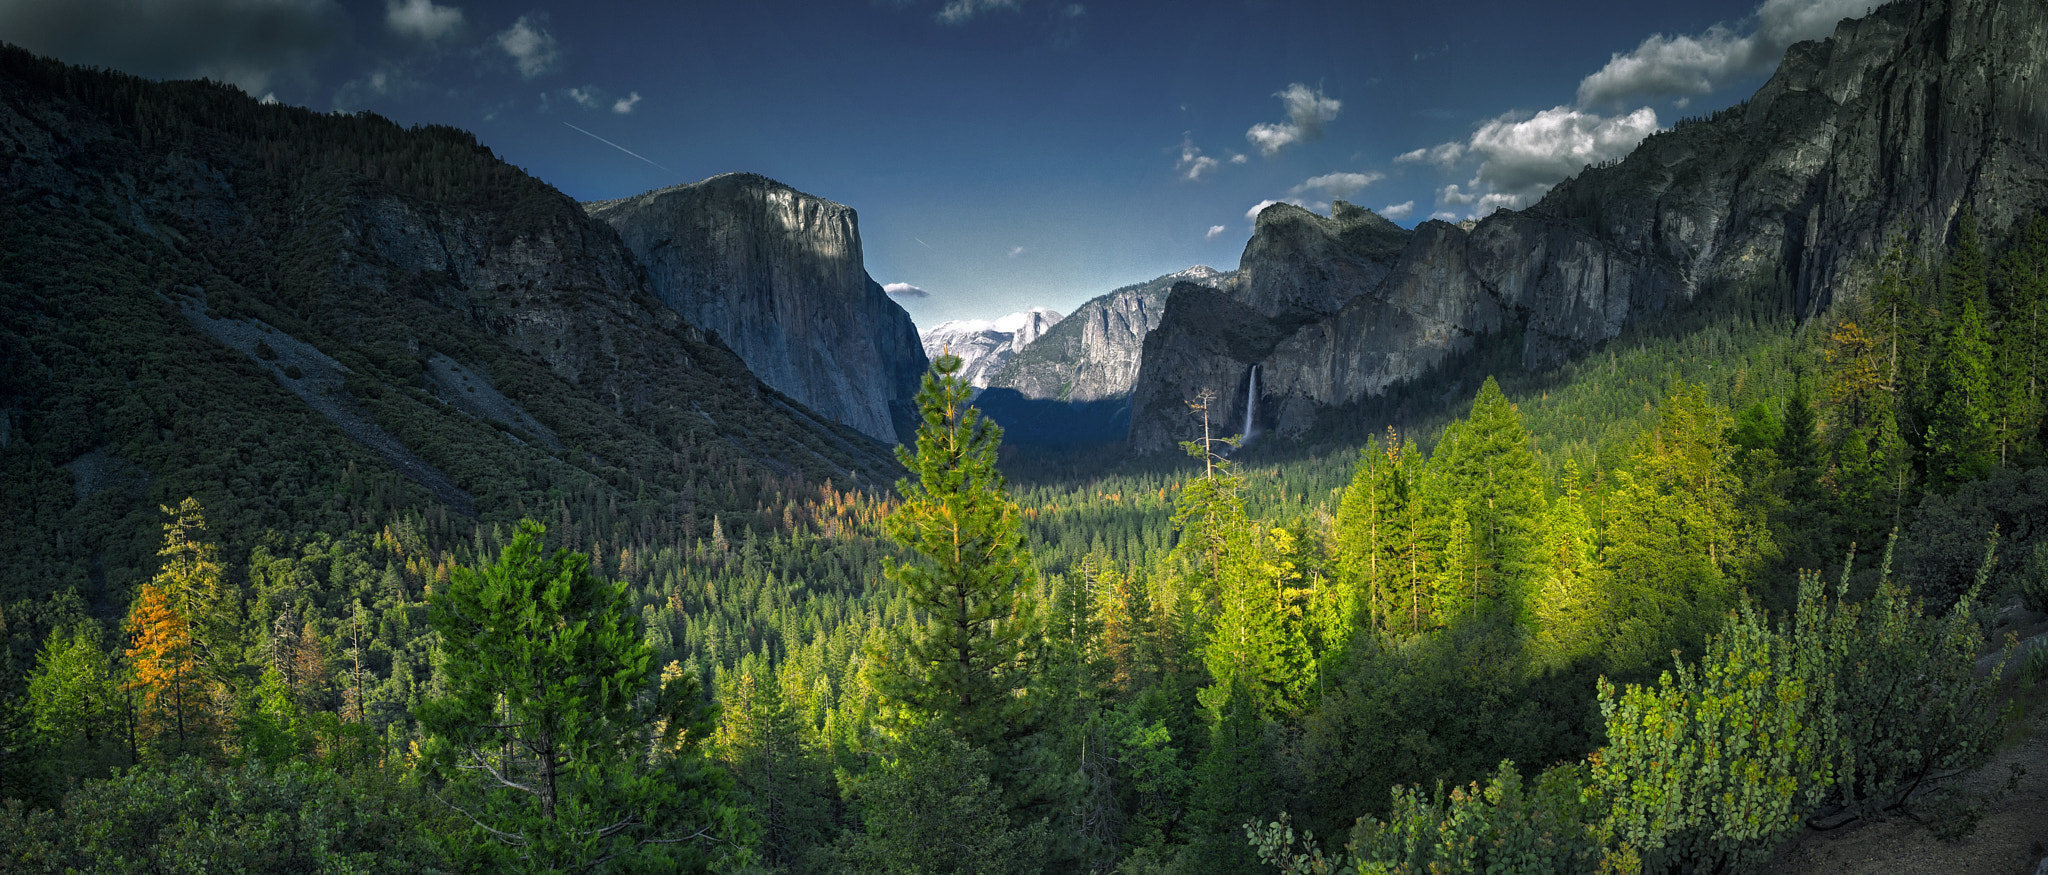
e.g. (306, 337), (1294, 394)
(919, 307), (1063, 388)
(587, 173), (928, 444)
(1130, 0), (2048, 453)
(989, 266), (1224, 403)
(1231, 203), (1411, 327)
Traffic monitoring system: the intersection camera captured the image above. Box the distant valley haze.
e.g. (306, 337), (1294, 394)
(0, 0), (1878, 325)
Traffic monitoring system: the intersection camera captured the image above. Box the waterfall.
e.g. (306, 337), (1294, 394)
(1241, 364), (1259, 442)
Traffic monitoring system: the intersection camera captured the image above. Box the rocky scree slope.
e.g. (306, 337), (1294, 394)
(1129, 0), (2048, 453)
(0, 44), (900, 603)
(587, 174), (928, 445)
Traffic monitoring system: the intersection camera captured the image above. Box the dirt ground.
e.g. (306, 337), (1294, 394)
(1764, 618), (2048, 875)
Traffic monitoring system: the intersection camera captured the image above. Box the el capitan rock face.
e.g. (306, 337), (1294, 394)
(587, 173), (928, 444)
(1129, 0), (2048, 453)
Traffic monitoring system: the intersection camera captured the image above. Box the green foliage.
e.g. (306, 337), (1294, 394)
(1251, 761), (1600, 875)
(832, 725), (1051, 875)
(418, 519), (751, 873)
(870, 354), (1041, 754)
(0, 758), (449, 873)
(1592, 582), (1839, 873)
(1597, 382), (1771, 671)
(1828, 536), (2008, 826)
(26, 622), (120, 750)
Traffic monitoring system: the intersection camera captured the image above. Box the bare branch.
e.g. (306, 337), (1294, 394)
(429, 786), (529, 847)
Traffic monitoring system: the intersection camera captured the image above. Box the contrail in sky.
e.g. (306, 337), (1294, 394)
(562, 122), (673, 174)
(914, 237), (934, 250)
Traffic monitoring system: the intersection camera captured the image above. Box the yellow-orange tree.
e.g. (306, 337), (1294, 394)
(122, 498), (228, 756)
(123, 581), (205, 755)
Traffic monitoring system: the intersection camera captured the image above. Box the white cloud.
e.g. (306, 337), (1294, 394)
(1292, 171), (1385, 199)
(1229, 153), (1248, 164)
(0, 0), (347, 95)
(260, 92), (280, 105)
(937, 0), (1017, 25)
(1175, 135), (1220, 181)
(1381, 201), (1415, 220)
(1206, 224), (1227, 240)
(562, 86), (602, 109)
(1008, 246), (1026, 258)
(1464, 105), (1659, 207)
(883, 282), (930, 299)
(386, 0), (462, 40)
(1576, 0), (1868, 107)
(1395, 142), (1464, 169)
(612, 91), (642, 114)
(495, 15), (559, 78)
(1430, 211), (1462, 222)
(1245, 83), (1340, 157)
(1438, 184), (1478, 206)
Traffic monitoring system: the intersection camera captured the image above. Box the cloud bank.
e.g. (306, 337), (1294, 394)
(883, 282), (930, 299)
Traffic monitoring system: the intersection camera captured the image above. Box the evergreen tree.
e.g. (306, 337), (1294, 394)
(1598, 383), (1768, 670)
(1993, 213), (2048, 461)
(26, 623), (123, 758)
(1532, 467), (1599, 668)
(417, 519), (751, 873)
(868, 352), (1041, 755)
(714, 663), (832, 870)
(1924, 296), (1997, 488)
(1430, 378), (1547, 621)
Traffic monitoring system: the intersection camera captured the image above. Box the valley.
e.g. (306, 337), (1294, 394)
(3, 0), (2048, 872)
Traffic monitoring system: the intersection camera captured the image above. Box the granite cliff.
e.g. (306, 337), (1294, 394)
(1129, 0), (2048, 453)
(586, 174), (928, 445)
(989, 265), (1226, 403)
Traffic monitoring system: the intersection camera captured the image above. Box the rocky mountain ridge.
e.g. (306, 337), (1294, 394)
(0, 44), (901, 599)
(587, 174), (928, 445)
(1129, 0), (2048, 452)
(988, 265), (1227, 404)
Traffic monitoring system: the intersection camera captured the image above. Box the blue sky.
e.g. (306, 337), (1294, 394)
(0, 0), (1880, 327)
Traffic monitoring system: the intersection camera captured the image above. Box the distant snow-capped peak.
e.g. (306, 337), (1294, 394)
(919, 307), (1064, 388)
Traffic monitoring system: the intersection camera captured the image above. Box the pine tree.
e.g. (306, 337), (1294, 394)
(417, 519), (752, 872)
(870, 352), (1041, 754)
(1924, 296), (1997, 488)
(1429, 378), (1547, 621)
(1994, 213), (2048, 461)
(714, 663), (832, 870)
(1598, 383), (1769, 670)
(1532, 467), (1599, 668)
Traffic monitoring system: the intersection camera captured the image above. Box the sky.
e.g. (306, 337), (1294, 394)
(0, 0), (1885, 328)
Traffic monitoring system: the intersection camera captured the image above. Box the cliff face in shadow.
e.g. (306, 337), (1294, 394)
(1129, 0), (2048, 453)
(588, 174), (928, 444)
